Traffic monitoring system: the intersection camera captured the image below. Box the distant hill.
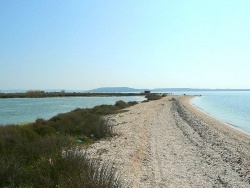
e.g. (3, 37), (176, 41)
(87, 87), (148, 93)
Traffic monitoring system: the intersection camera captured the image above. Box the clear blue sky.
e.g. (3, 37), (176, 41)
(1, 0), (250, 90)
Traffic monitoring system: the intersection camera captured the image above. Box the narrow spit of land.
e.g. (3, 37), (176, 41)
(86, 95), (250, 187)
(0, 92), (146, 98)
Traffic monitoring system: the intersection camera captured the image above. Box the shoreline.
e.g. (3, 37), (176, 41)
(185, 95), (250, 139)
(184, 96), (250, 138)
(86, 95), (250, 187)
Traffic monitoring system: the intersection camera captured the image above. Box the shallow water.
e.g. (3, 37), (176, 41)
(157, 90), (250, 133)
(0, 96), (145, 125)
(190, 91), (250, 133)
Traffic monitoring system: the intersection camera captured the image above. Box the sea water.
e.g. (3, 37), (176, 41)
(190, 91), (250, 134)
(0, 96), (145, 125)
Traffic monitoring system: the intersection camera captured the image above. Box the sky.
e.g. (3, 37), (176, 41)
(1, 0), (250, 90)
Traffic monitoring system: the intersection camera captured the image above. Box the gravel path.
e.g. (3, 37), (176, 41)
(86, 96), (250, 187)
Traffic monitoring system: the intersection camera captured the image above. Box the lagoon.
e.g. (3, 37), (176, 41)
(0, 96), (145, 125)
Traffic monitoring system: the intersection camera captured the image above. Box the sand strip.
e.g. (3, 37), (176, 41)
(86, 95), (250, 187)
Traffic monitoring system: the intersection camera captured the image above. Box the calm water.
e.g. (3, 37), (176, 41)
(189, 91), (250, 133)
(1, 92), (250, 134)
(0, 96), (145, 125)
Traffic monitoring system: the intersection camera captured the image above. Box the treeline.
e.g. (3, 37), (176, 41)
(0, 100), (138, 187)
(0, 91), (146, 98)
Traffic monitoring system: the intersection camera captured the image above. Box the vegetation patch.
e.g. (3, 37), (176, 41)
(0, 100), (137, 187)
(145, 93), (163, 101)
(141, 93), (166, 103)
(0, 91), (145, 98)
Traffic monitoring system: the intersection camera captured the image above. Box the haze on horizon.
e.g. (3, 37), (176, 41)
(1, 0), (250, 90)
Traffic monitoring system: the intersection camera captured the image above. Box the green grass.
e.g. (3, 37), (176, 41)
(0, 100), (137, 187)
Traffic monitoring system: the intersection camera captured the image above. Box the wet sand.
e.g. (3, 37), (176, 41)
(86, 95), (250, 187)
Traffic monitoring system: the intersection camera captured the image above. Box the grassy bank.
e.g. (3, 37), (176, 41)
(0, 100), (137, 187)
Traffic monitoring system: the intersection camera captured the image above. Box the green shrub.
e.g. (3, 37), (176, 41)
(127, 101), (138, 106)
(23, 150), (122, 188)
(145, 94), (162, 101)
(115, 100), (127, 108)
(91, 105), (118, 115)
(162, 94), (167, 97)
(0, 136), (122, 187)
(31, 119), (56, 136)
(0, 100), (138, 187)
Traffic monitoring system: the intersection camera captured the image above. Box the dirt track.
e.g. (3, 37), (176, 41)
(86, 96), (250, 187)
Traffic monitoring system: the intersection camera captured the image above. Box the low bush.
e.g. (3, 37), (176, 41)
(127, 101), (138, 106)
(145, 94), (162, 101)
(24, 150), (122, 188)
(91, 105), (118, 115)
(0, 100), (138, 187)
(115, 100), (127, 108)
(162, 94), (167, 97)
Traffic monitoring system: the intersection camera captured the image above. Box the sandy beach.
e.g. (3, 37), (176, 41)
(86, 95), (250, 187)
